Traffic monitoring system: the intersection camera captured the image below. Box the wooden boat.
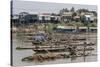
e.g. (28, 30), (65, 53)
(32, 46), (94, 53)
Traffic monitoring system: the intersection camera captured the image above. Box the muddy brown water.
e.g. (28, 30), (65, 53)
(12, 33), (97, 66)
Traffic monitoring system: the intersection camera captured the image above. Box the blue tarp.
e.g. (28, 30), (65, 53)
(33, 33), (47, 42)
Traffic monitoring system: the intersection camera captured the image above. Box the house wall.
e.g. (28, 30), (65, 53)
(61, 16), (72, 22)
(24, 14), (38, 23)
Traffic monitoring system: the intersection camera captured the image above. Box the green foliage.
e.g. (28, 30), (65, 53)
(70, 7), (75, 12)
(77, 9), (89, 13)
(88, 22), (97, 27)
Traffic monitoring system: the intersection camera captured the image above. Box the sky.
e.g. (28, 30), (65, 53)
(12, 0), (97, 14)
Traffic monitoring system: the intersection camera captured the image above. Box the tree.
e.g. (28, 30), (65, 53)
(59, 8), (69, 15)
(70, 7), (75, 12)
(77, 9), (89, 14)
(64, 8), (69, 12)
(72, 12), (77, 17)
(90, 11), (97, 16)
(71, 12), (77, 21)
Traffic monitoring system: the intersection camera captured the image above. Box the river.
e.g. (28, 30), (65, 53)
(12, 33), (97, 66)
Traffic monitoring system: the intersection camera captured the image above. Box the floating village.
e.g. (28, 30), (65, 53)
(11, 7), (97, 64)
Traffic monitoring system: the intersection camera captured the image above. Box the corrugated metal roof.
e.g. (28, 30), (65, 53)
(57, 26), (76, 29)
(89, 27), (97, 29)
(79, 27), (88, 29)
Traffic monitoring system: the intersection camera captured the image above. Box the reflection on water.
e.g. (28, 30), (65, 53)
(12, 34), (97, 66)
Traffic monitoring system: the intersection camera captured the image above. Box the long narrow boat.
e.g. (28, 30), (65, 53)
(32, 47), (94, 53)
